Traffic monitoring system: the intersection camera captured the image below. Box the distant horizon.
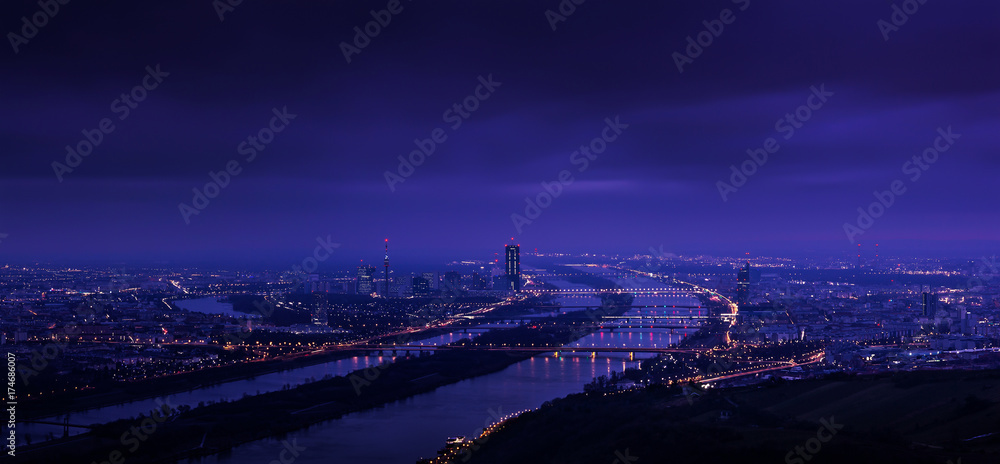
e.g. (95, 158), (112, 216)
(6, 240), (997, 272)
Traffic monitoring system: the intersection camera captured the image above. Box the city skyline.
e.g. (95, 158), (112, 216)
(4, 2), (1000, 463)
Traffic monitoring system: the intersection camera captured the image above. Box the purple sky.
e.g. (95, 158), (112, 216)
(2, 1), (998, 266)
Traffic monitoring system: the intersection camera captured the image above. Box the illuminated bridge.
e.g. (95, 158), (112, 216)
(530, 287), (691, 296)
(340, 344), (702, 360)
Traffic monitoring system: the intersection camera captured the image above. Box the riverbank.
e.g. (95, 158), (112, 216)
(462, 369), (1000, 464)
(18, 349), (536, 464)
(19, 324), (471, 422)
(19, 347), (369, 421)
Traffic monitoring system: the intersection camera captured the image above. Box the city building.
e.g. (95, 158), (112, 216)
(412, 275), (431, 297)
(736, 261), (750, 306)
(923, 291), (938, 317)
(421, 271), (439, 290)
(444, 271), (462, 291)
(390, 275), (409, 297)
(505, 244), (520, 293)
(311, 304), (328, 326)
(384, 239), (390, 297)
(357, 265), (376, 295)
(472, 271), (490, 290)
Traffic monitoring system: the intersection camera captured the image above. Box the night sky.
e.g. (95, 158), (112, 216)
(2, 1), (998, 266)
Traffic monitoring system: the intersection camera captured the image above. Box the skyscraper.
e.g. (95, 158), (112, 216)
(311, 304), (328, 326)
(421, 271), (439, 289)
(412, 275), (430, 297)
(736, 261), (750, 306)
(444, 271), (462, 291)
(384, 239), (390, 297)
(505, 244), (520, 293)
(357, 265), (376, 295)
(923, 290), (938, 318)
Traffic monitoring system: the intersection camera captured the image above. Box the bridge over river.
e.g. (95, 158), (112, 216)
(334, 344), (703, 361)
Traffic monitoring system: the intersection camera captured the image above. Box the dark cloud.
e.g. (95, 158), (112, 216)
(1, 0), (998, 263)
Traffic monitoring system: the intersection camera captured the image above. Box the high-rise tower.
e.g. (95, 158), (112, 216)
(357, 265), (376, 295)
(384, 239), (390, 297)
(736, 260), (750, 306)
(922, 288), (938, 318)
(505, 243), (520, 293)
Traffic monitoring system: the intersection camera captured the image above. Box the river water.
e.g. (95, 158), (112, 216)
(187, 285), (700, 464)
(173, 297), (247, 318)
(186, 326), (694, 464)
(19, 330), (476, 445)
(20, 355), (383, 444)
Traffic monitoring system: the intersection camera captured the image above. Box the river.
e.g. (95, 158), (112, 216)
(186, 327), (693, 464)
(18, 330), (477, 445)
(173, 297), (247, 318)
(186, 277), (700, 464)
